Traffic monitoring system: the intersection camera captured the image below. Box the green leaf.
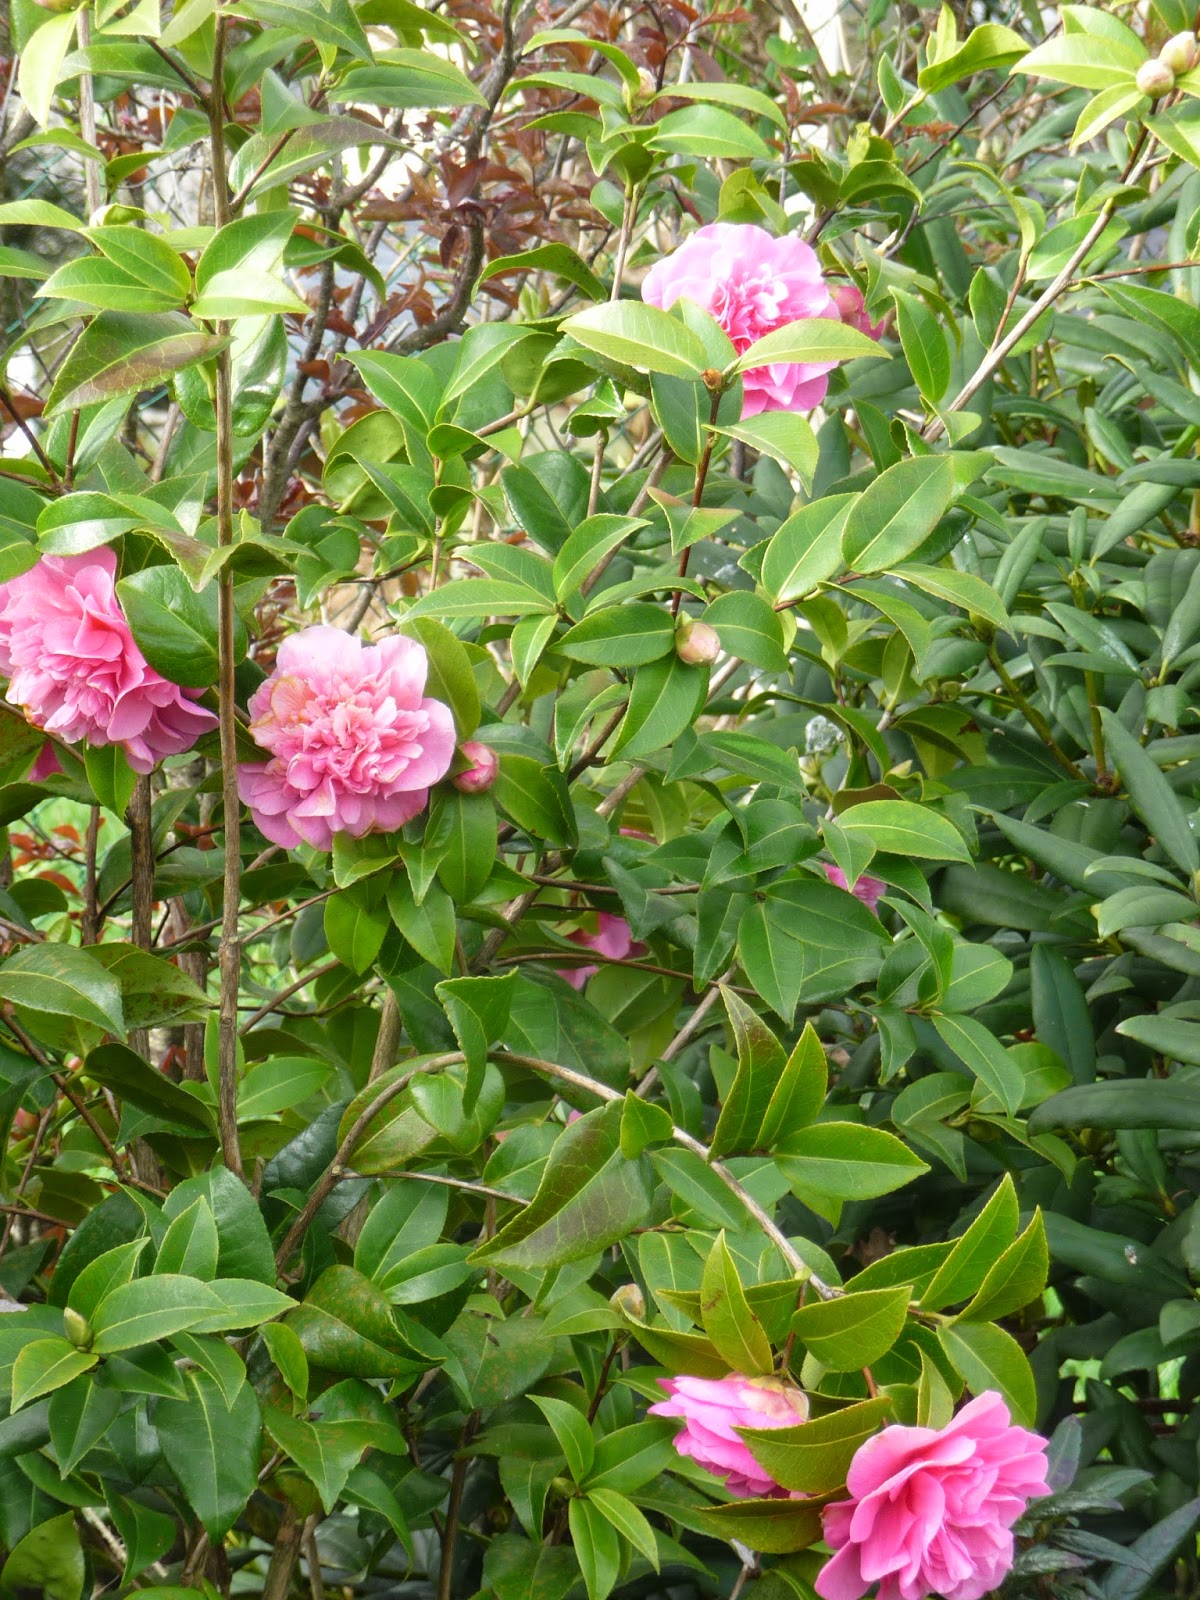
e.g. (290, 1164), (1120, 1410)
(154, 1197), (219, 1280)
(931, 1014), (1025, 1117)
(286, 1266), (440, 1380)
(84, 1042), (213, 1134)
(611, 654), (708, 762)
(703, 591), (788, 671)
(919, 19), (1028, 91)
(699, 1231), (774, 1374)
(472, 1102), (656, 1272)
(18, 11), (78, 129)
(261, 1321), (309, 1403)
(776, 1122), (929, 1200)
(49, 1375), (121, 1477)
(790, 1284), (910, 1370)
(738, 1396), (894, 1492)
(153, 1369), (261, 1540)
(45, 313), (227, 418)
(710, 987), (786, 1157)
(560, 602), (676, 667)
(961, 1210), (1049, 1321)
(435, 971), (517, 1110)
(758, 1022), (827, 1147)
(920, 1174), (1019, 1309)
(404, 577), (553, 620)
(90, 1274), (221, 1354)
(586, 1486), (660, 1569)
(1015, 32), (1145, 90)
(325, 887), (390, 974)
(648, 103), (771, 160)
(937, 1319), (1037, 1427)
(1099, 709), (1200, 876)
(42, 225), (192, 313)
(841, 455), (960, 573)
(227, 116), (398, 199)
(228, 0), (372, 55)
(718, 410), (819, 484)
(619, 1090), (674, 1157)
(11, 1338), (97, 1410)
(892, 289), (950, 404)
(569, 1495), (622, 1600)
(837, 799), (969, 861)
(116, 566), (229, 688)
(0, 945), (125, 1037)
(553, 514), (646, 599)
(491, 753), (577, 848)
(760, 493), (856, 604)
(531, 1394), (594, 1482)
(1, 1512), (83, 1600)
(733, 318), (885, 372)
(339, 50), (486, 105)
(565, 303), (709, 379)
(1027, 1077), (1200, 1133)
(387, 873), (456, 973)
(698, 1496), (826, 1554)
(84, 745), (138, 819)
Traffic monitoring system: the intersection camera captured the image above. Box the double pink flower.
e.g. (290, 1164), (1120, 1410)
(650, 1374), (1048, 1600)
(0, 550), (216, 774)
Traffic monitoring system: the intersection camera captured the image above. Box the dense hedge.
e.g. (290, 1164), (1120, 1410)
(0, 0), (1199, 1595)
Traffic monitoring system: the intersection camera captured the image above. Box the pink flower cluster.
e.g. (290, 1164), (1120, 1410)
(0, 551), (216, 774)
(651, 1375), (1049, 1600)
(641, 223), (881, 418)
(556, 912), (644, 989)
(238, 626), (456, 851)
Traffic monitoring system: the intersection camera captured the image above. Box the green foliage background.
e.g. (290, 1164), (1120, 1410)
(0, 0), (1199, 1595)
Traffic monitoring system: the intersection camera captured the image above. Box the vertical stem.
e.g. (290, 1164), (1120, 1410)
(81, 806), (100, 946)
(672, 386), (723, 616)
(368, 987), (401, 1083)
(127, 772), (162, 1186)
(208, 18), (244, 1180)
(261, 1506), (302, 1600)
(76, 7), (102, 219)
(438, 1416), (478, 1600)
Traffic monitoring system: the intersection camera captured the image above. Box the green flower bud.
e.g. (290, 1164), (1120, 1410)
(1137, 58), (1176, 97)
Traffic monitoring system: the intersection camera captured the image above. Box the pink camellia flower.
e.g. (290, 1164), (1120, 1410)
(556, 912), (644, 990)
(238, 625), (456, 851)
(831, 284), (886, 342)
(823, 863), (886, 915)
(816, 1391), (1050, 1600)
(0, 551), (216, 775)
(641, 222), (840, 417)
(649, 1374), (809, 1498)
(451, 739), (499, 794)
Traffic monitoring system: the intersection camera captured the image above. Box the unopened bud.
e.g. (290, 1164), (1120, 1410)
(63, 1308), (92, 1349)
(675, 620), (721, 666)
(451, 740), (499, 794)
(1160, 31), (1198, 73)
(610, 1283), (646, 1320)
(1137, 58), (1176, 96)
(700, 367), (725, 393)
(636, 68), (657, 100)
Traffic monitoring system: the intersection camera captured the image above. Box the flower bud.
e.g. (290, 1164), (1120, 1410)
(636, 67), (658, 100)
(1160, 31), (1198, 73)
(610, 1283), (646, 1321)
(63, 1308), (92, 1349)
(451, 740), (499, 794)
(675, 620), (721, 666)
(1137, 58), (1176, 97)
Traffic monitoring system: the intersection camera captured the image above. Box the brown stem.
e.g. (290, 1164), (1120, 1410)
(302, 1516), (325, 1600)
(368, 986), (402, 1083)
(438, 1417), (479, 1600)
(126, 773), (162, 1185)
(672, 388), (723, 617)
(262, 1506), (303, 1600)
(209, 16), (243, 1181)
(81, 806), (100, 946)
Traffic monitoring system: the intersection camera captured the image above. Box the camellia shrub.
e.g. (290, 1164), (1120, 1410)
(4, 0), (1200, 1595)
